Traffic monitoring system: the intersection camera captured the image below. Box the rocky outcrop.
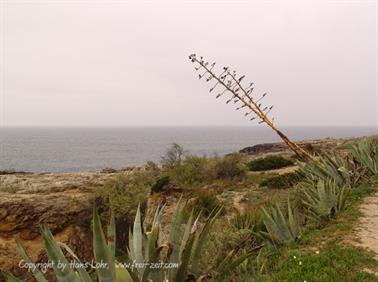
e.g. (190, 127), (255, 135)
(238, 136), (365, 156)
(0, 172), (113, 281)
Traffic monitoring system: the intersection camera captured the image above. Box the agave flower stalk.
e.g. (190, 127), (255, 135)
(188, 54), (322, 166)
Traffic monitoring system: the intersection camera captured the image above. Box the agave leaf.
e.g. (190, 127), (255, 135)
(302, 179), (349, 224)
(93, 204), (115, 282)
(152, 204), (165, 226)
(191, 206), (223, 276)
(262, 202), (301, 245)
(179, 210), (194, 259)
(119, 256), (141, 282)
(59, 242), (92, 282)
(127, 228), (135, 260)
(352, 140), (377, 174)
(16, 238), (48, 282)
(175, 232), (196, 282)
(142, 224), (165, 281)
(216, 250), (255, 281)
(40, 225), (80, 282)
(287, 200), (301, 240)
(107, 206), (116, 261)
(214, 250), (235, 275)
(275, 203), (292, 242)
(168, 198), (186, 280)
(4, 273), (23, 282)
(115, 266), (134, 282)
(132, 204), (145, 276)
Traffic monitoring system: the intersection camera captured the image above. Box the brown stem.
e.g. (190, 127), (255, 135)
(193, 57), (323, 167)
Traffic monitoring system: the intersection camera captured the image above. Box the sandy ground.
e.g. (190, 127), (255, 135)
(354, 192), (378, 260)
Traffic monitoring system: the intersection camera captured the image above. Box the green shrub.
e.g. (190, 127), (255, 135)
(248, 155), (295, 171)
(96, 171), (154, 218)
(187, 191), (222, 217)
(168, 155), (211, 185)
(260, 172), (303, 189)
(213, 154), (246, 179)
(160, 142), (185, 168)
(166, 153), (245, 187)
(151, 175), (170, 193)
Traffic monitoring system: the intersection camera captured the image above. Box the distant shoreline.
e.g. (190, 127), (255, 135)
(1, 134), (376, 175)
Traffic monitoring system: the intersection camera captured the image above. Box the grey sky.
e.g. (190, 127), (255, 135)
(1, 0), (377, 127)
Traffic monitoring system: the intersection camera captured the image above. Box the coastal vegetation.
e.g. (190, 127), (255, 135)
(3, 136), (378, 281)
(248, 155), (294, 171)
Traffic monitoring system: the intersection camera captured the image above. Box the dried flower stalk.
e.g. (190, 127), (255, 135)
(188, 54), (321, 165)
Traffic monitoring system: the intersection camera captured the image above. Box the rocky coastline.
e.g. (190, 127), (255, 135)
(0, 135), (375, 280)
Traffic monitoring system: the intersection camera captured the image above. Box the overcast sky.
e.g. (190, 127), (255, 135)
(1, 0), (377, 127)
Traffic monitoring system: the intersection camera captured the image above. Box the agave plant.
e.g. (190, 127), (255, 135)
(351, 139), (378, 175)
(260, 200), (302, 245)
(301, 179), (349, 224)
(8, 199), (253, 281)
(299, 151), (366, 188)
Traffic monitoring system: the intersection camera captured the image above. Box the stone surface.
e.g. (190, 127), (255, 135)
(0, 172), (112, 280)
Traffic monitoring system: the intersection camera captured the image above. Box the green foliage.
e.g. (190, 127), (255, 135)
(151, 176), (170, 193)
(186, 190), (222, 218)
(202, 219), (263, 281)
(213, 154), (246, 179)
(160, 143), (185, 169)
(126, 199), (252, 281)
(300, 140), (377, 188)
(12, 200), (252, 282)
(300, 152), (349, 186)
(230, 210), (260, 231)
(168, 155), (211, 185)
(96, 171), (154, 218)
(262, 242), (378, 282)
(14, 204), (118, 282)
(301, 180), (350, 225)
(167, 153), (245, 186)
(259, 172), (303, 189)
(261, 200), (302, 245)
(351, 139), (378, 175)
(248, 155), (294, 171)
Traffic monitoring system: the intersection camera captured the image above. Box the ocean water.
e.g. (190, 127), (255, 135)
(0, 126), (376, 172)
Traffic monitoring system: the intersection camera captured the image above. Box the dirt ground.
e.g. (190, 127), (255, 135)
(354, 192), (378, 260)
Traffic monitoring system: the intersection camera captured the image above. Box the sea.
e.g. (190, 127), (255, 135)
(0, 126), (376, 172)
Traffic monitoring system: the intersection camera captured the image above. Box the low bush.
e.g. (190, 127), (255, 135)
(151, 175), (170, 193)
(248, 155), (295, 171)
(168, 155), (212, 185)
(160, 142), (185, 168)
(213, 154), (246, 179)
(96, 171), (155, 219)
(260, 172), (303, 189)
(166, 153), (245, 186)
(187, 190), (222, 217)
